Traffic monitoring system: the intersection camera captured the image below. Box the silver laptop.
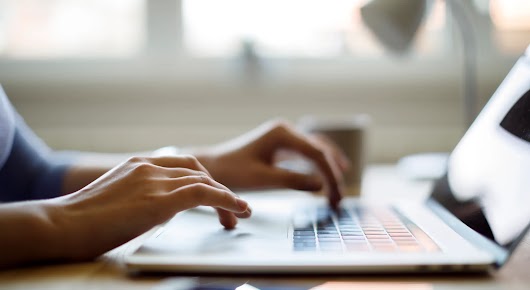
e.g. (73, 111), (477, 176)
(126, 47), (530, 274)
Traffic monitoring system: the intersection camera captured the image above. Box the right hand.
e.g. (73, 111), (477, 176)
(48, 155), (250, 261)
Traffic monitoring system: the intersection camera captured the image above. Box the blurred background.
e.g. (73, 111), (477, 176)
(0, 0), (528, 163)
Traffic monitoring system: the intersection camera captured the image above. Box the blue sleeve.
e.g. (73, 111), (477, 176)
(0, 114), (77, 202)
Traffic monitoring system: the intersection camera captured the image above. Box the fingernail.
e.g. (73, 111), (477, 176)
(236, 198), (248, 211)
(245, 206), (252, 216)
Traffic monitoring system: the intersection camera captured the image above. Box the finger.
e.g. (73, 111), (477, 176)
(235, 206), (252, 219)
(215, 208), (238, 229)
(311, 134), (350, 172)
(265, 167), (324, 191)
(163, 176), (250, 228)
(170, 183), (249, 213)
(159, 168), (209, 180)
(273, 126), (344, 206)
(161, 174), (235, 199)
(148, 155), (212, 176)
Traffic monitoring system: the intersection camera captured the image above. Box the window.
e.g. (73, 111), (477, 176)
(0, 0), (528, 60)
(0, 0), (145, 59)
(489, 0), (530, 55)
(183, 0), (447, 58)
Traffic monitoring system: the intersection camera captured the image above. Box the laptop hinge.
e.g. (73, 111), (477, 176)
(426, 198), (508, 268)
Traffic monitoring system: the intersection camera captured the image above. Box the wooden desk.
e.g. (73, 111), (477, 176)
(1, 165), (529, 290)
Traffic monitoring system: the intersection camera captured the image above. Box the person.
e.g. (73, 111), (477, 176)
(0, 86), (349, 268)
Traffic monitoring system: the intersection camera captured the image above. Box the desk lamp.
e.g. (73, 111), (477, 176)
(361, 0), (478, 179)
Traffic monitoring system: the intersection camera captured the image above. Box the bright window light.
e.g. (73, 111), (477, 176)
(0, 0), (145, 59)
(489, 0), (530, 55)
(490, 0), (530, 31)
(183, 0), (446, 58)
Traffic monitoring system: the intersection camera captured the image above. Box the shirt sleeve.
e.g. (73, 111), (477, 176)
(0, 112), (77, 202)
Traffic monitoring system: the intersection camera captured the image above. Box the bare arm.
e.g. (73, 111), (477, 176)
(0, 200), (62, 268)
(0, 156), (250, 268)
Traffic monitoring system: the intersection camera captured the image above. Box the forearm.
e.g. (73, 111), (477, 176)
(0, 200), (64, 268)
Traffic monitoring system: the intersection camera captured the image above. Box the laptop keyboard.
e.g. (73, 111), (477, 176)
(292, 206), (440, 253)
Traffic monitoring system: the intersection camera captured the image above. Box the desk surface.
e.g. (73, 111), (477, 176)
(1, 165), (529, 290)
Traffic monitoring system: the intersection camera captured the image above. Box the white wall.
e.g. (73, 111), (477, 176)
(0, 56), (516, 163)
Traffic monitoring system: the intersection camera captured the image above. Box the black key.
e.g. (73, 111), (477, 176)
(317, 230), (338, 235)
(317, 234), (340, 238)
(317, 228), (338, 232)
(294, 242), (316, 247)
(294, 230), (315, 236)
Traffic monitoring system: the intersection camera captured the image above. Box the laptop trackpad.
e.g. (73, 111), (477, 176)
(138, 206), (291, 256)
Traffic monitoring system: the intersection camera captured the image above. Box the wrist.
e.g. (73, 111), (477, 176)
(44, 195), (101, 261)
(0, 200), (71, 267)
(38, 199), (77, 261)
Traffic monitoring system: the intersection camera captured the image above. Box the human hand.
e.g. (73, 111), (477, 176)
(48, 156), (250, 260)
(194, 120), (348, 207)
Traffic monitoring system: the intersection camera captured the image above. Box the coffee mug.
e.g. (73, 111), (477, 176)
(298, 114), (370, 196)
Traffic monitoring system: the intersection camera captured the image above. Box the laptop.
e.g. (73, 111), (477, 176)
(126, 47), (530, 274)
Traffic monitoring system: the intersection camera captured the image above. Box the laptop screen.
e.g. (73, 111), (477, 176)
(431, 49), (530, 253)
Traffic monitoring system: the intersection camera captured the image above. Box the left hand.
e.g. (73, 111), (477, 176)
(192, 119), (348, 207)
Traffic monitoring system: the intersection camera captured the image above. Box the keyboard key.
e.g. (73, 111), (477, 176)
(318, 234), (340, 239)
(318, 237), (341, 242)
(294, 230), (315, 235)
(292, 206), (440, 254)
(339, 225), (361, 229)
(342, 236), (366, 240)
(340, 232), (364, 236)
(317, 230), (338, 234)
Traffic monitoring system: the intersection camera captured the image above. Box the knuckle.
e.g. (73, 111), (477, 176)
(132, 162), (156, 176)
(264, 119), (291, 139)
(127, 156), (147, 164)
(180, 154), (201, 168)
(192, 170), (210, 180)
(314, 148), (327, 162)
(271, 119), (290, 131)
(197, 174), (211, 185)
(182, 154), (198, 163)
(269, 117), (289, 127)
(183, 174), (210, 185)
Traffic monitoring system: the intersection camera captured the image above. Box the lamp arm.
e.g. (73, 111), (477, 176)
(446, 0), (478, 129)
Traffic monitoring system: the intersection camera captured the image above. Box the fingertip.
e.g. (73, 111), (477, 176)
(236, 198), (249, 212)
(235, 207), (252, 218)
(219, 213), (238, 229)
(328, 186), (343, 209)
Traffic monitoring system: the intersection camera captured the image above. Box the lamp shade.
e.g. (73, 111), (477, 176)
(361, 0), (427, 54)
